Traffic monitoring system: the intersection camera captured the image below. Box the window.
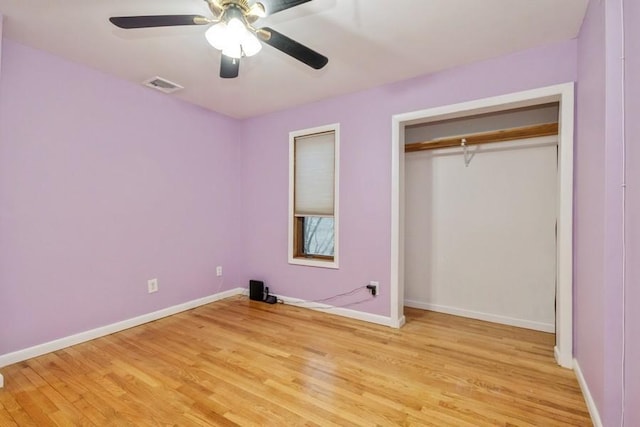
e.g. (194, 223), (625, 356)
(289, 124), (339, 268)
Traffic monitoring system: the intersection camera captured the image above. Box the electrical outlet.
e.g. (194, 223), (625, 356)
(216, 266), (223, 277)
(147, 278), (158, 294)
(368, 281), (379, 296)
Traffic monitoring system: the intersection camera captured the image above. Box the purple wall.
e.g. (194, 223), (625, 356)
(624, 0), (640, 423)
(0, 40), (243, 355)
(576, 0), (638, 424)
(602, 0), (625, 422)
(575, 0), (607, 413)
(239, 40), (577, 316)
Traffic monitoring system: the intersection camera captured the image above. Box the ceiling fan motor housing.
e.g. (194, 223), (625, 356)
(219, 0), (251, 13)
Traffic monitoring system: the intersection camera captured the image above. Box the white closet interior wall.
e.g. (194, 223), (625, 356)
(404, 105), (559, 332)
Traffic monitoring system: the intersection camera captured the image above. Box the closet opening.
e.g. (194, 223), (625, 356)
(405, 103), (559, 333)
(390, 83), (574, 368)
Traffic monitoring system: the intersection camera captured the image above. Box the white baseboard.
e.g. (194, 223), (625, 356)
(0, 287), (245, 369)
(404, 299), (555, 333)
(394, 315), (406, 328)
(252, 289), (399, 328)
(554, 345), (572, 369)
(573, 358), (602, 427)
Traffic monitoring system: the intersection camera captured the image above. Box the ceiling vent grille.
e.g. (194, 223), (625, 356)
(143, 76), (184, 94)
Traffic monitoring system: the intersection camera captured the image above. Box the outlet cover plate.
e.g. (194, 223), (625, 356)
(369, 281), (379, 296)
(148, 278), (158, 293)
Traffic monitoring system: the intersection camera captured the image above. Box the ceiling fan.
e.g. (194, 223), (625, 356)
(109, 0), (328, 79)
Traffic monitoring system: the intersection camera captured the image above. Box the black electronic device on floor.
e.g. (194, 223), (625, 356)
(249, 280), (278, 304)
(249, 280), (264, 301)
(263, 287), (277, 304)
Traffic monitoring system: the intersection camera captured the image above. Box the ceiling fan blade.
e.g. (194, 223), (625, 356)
(109, 15), (209, 29)
(257, 0), (312, 16)
(260, 27), (328, 70)
(220, 55), (240, 78)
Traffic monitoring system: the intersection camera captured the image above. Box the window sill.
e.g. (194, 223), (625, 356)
(289, 257), (339, 269)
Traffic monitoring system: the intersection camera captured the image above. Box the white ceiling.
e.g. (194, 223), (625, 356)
(0, 0), (588, 119)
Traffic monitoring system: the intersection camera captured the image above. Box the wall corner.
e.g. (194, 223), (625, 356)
(0, 13), (3, 74)
(1, 13), (4, 75)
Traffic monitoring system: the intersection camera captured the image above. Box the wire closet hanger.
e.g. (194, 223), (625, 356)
(461, 138), (476, 167)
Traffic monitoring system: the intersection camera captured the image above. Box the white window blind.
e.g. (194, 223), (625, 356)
(294, 131), (335, 216)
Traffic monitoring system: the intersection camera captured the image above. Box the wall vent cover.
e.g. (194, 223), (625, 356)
(143, 76), (184, 94)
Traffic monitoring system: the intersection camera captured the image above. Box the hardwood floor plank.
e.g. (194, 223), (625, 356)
(26, 358), (84, 404)
(0, 388), (38, 426)
(0, 296), (591, 426)
(0, 404), (18, 427)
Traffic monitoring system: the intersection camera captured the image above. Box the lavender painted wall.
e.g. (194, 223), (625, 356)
(239, 40), (577, 317)
(575, 0), (607, 413)
(0, 15), (3, 72)
(575, 0), (636, 424)
(0, 40), (242, 355)
(623, 0), (640, 424)
(602, 0), (625, 423)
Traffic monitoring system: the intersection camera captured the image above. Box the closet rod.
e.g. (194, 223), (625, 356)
(404, 122), (559, 153)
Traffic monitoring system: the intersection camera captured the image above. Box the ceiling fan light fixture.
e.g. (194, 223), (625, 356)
(226, 16), (247, 40)
(204, 22), (228, 50)
(222, 44), (242, 59)
(204, 11), (262, 58)
(241, 32), (262, 56)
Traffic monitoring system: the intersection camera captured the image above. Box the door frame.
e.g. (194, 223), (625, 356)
(390, 83), (575, 368)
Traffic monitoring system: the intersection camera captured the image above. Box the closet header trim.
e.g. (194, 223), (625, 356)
(404, 122), (559, 153)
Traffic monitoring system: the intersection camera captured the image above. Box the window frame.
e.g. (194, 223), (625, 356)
(288, 123), (340, 269)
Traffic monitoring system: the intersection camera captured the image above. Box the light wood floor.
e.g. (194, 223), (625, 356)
(0, 296), (591, 426)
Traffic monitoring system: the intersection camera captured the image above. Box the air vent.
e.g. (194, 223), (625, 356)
(142, 76), (184, 94)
